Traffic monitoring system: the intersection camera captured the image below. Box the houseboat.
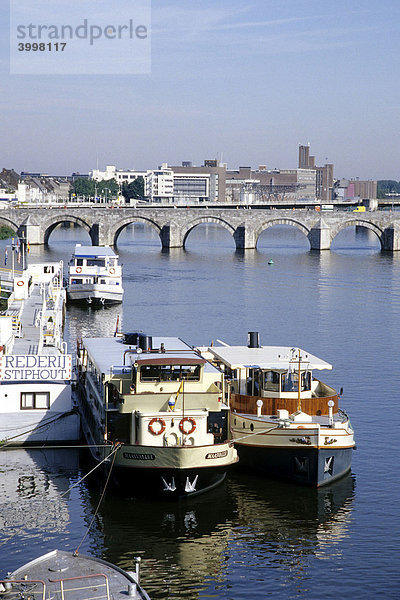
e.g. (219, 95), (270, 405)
(0, 261), (79, 445)
(198, 332), (355, 487)
(1, 549), (150, 600)
(76, 333), (238, 499)
(66, 245), (123, 305)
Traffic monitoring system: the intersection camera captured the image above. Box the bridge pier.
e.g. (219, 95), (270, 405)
(19, 220), (42, 245)
(159, 224), (184, 248)
(233, 225), (257, 249)
(309, 218), (331, 251)
(382, 225), (400, 251)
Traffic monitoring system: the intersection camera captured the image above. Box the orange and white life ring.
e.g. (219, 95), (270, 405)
(179, 417), (196, 435)
(16, 280), (24, 286)
(109, 267), (115, 274)
(148, 417), (166, 436)
(76, 266), (82, 273)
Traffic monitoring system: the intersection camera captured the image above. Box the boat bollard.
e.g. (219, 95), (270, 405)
(328, 400), (334, 427)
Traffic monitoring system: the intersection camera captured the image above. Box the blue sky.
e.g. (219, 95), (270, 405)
(1, 0), (399, 179)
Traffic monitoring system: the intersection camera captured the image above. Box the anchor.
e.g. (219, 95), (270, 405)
(161, 477), (176, 492)
(324, 456), (333, 473)
(184, 475), (198, 493)
(294, 457), (308, 473)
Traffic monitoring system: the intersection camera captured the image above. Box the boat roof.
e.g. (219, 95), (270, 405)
(8, 549), (150, 600)
(82, 336), (220, 374)
(73, 245), (117, 258)
(202, 345), (332, 371)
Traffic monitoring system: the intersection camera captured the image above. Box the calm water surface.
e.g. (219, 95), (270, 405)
(0, 223), (399, 598)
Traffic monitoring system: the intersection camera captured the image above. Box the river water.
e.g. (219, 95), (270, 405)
(0, 222), (399, 599)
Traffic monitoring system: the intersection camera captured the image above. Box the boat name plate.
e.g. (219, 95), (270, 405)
(123, 452), (156, 461)
(205, 450), (228, 459)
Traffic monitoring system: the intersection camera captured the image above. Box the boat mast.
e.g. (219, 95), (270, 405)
(297, 351), (302, 413)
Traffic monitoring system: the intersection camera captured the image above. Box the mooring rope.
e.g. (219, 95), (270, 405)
(73, 443), (121, 556)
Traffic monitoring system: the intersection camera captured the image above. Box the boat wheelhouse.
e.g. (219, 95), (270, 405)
(67, 245), (123, 305)
(199, 332), (355, 487)
(0, 262), (79, 445)
(76, 333), (238, 499)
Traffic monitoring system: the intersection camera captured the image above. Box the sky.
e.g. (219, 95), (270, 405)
(1, 0), (399, 180)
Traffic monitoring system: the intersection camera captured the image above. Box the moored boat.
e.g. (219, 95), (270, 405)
(0, 549), (150, 600)
(66, 244), (123, 305)
(76, 333), (238, 499)
(198, 332), (355, 487)
(0, 261), (79, 445)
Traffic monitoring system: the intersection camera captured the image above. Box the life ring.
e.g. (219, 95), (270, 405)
(76, 267), (82, 273)
(17, 280), (24, 286)
(109, 267), (115, 274)
(179, 417), (196, 435)
(148, 417), (166, 435)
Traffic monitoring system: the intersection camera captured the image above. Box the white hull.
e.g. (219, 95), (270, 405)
(0, 411), (80, 445)
(67, 284), (123, 304)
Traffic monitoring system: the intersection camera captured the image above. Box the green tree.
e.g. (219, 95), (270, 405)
(72, 178), (119, 199)
(121, 177), (145, 201)
(377, 180), (400, 199)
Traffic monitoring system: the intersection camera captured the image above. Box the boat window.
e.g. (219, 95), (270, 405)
(302, 371), (311, 391)
(71, 278), (82, 284)
(281, 371), (311, 392)
(263, 370), (280, 392)
(140, 364), (201, 382)
(76, 259), (83, 266)
(87, 259), (106, 267)
(281, 371), (298, 392)
(21, 392), (50, 409)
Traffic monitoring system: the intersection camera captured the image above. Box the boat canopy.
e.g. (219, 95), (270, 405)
(72, 245), (117, 259)
(206, 345), (332, 371)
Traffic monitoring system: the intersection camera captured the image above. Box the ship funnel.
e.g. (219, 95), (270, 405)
(248, 331), (260, 348)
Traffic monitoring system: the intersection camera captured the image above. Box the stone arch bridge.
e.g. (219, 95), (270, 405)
(3, 206), (400, 251)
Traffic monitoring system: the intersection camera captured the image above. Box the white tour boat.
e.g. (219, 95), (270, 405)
(199, 332), (355, 487)
(67, 244), (123, 305)
(76, 333), (238, 499)
(0, 262), (79, 445)
(0, 549), (150, 600)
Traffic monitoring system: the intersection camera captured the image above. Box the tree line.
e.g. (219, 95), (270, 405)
(377, 180), (400, 198)
(71, 177), (145, 201)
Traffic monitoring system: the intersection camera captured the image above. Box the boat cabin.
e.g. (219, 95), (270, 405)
(77, 334), (229, 447)
(200, 342), (338, 416)
(68, 245), (120, 285)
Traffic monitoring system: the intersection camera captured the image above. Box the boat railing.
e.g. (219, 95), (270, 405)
(0, 579), (46, 600)
(49, 573), (111, 600)
(230, 393), (338, 416)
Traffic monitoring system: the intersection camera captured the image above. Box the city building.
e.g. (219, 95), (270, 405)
(298, 144), (334, 202)
(225, 165), (316, 203)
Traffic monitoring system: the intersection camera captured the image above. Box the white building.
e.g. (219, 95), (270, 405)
(145, 166), (174, 202)
(90, 165), (146, 185)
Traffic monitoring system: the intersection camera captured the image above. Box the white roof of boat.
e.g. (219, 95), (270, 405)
(204, 345), (332, 371)
(73, 245), (117, 258)
(83, 336), (220, 374)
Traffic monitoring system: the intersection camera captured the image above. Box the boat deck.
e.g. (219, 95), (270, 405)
(3, 550), (149, 600)
(8, 284), (59, 356)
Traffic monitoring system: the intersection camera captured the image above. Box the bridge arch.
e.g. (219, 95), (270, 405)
(43, 215), (93, 245)
(330, 219), (384, 248)
(112, 216), (163, 246)
(0, 216), (19, 235)
(254, 218), (311, 248)
(182, 216), (236, 248)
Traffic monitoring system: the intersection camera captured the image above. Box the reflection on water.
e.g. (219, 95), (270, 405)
(81, 468), (354, 599)
(0, 449), (80, 574)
